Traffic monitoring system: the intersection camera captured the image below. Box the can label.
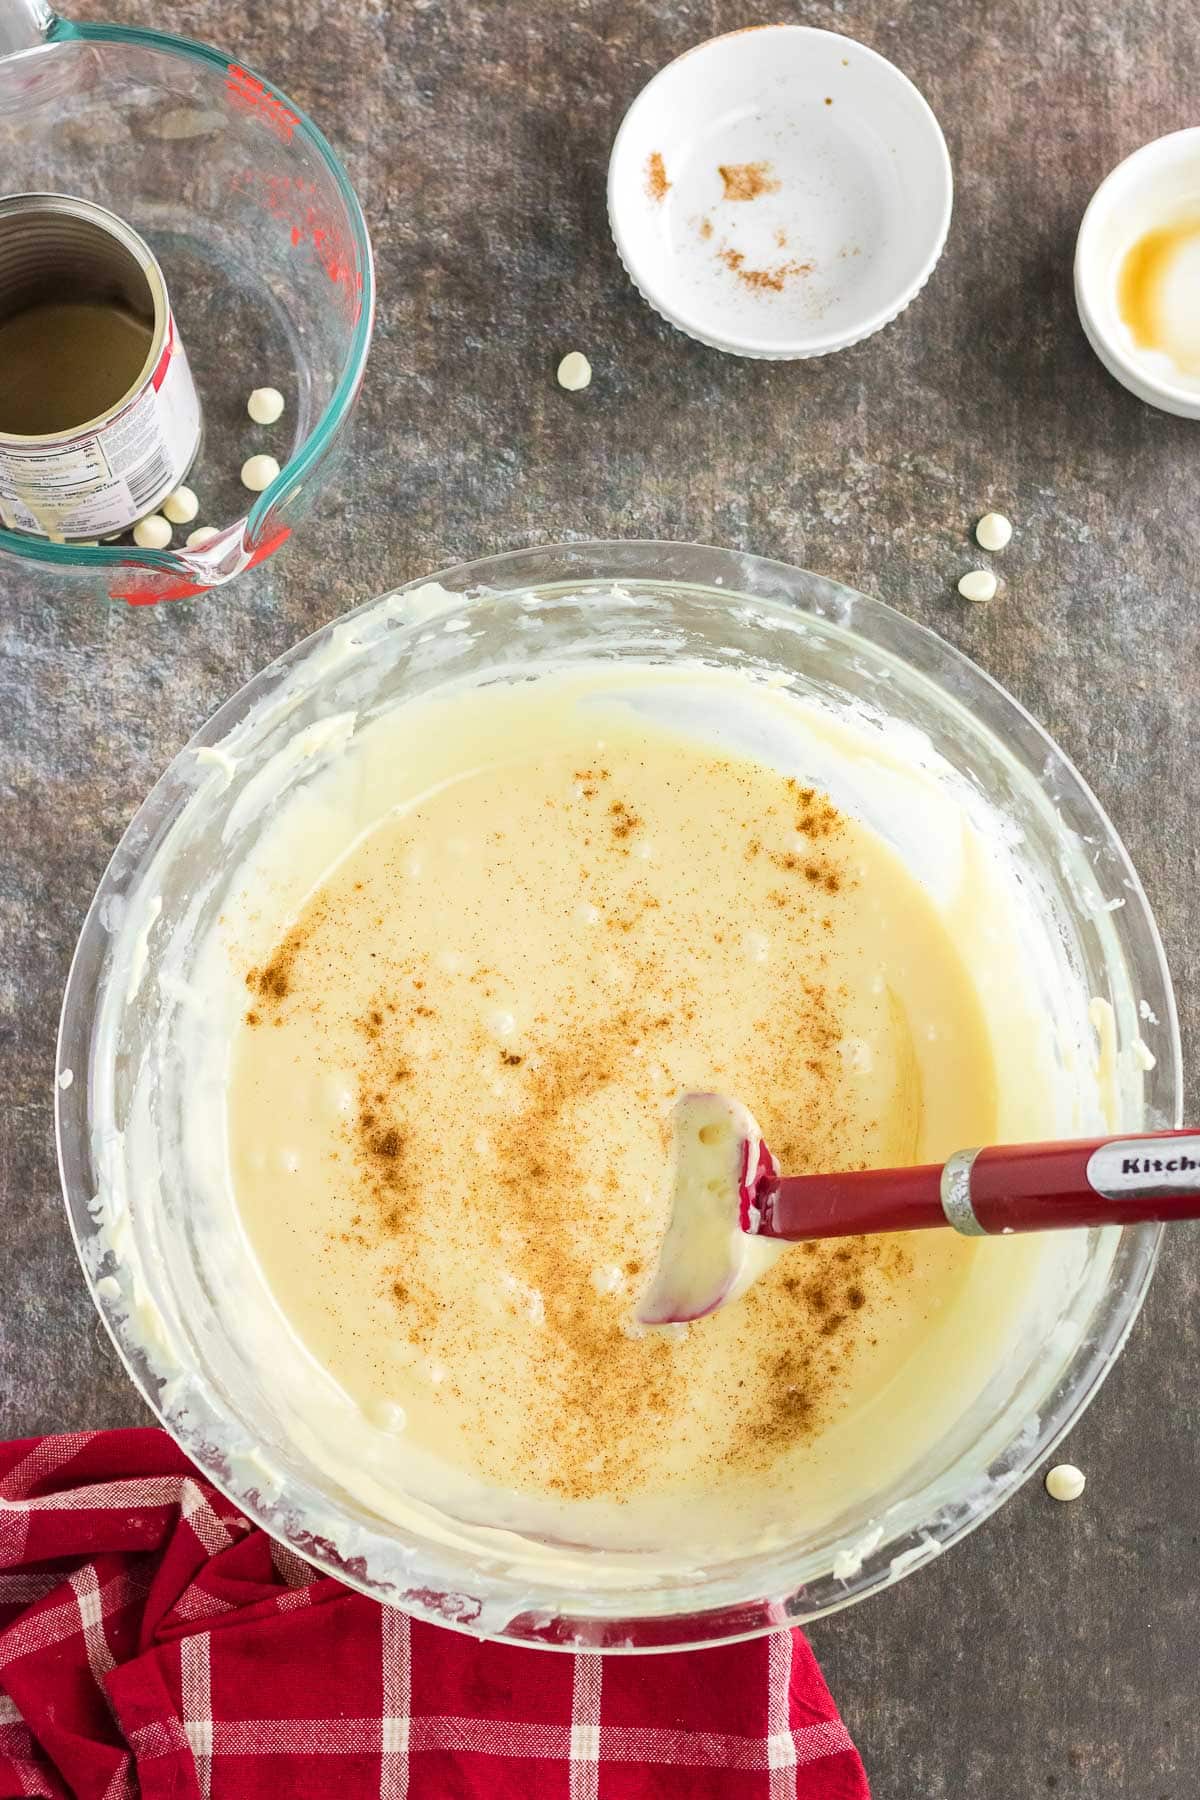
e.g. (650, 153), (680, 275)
(0, 311), (201, 540)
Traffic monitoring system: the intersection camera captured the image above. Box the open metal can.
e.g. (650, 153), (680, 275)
(0, 193), (201, 541)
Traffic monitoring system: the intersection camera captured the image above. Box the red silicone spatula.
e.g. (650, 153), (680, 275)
(751, 1129), (1200, 1238)
(636, 1093), (1200, 1326)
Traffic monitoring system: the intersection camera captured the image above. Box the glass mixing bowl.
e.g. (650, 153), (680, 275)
(56, 542), (1180, 1651)
(0, 0), (373, 603)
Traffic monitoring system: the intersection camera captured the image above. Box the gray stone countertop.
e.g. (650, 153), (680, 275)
(3, 1), (1198, 1794)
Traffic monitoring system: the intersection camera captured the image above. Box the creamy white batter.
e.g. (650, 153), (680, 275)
(215, 669), (1062, 1555)
(87, 611), (1153, 1605)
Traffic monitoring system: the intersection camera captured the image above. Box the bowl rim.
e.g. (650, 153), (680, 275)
(1074, 125), (1200, 417)
(0, 15), (376, 576)
(56, 539), (1181, 1651)
(607, 25), (954, 359)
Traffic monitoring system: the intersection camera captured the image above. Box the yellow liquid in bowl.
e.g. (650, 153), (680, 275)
(1117, 216), (1200, 377)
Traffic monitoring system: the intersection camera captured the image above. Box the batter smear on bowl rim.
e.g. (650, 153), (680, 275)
(224, 665), (1058, 1555)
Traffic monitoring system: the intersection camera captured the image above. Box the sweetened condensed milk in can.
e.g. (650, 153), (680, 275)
(0, 193), (201, 540)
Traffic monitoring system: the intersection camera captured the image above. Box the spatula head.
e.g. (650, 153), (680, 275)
(636, 1092), (783, 1326)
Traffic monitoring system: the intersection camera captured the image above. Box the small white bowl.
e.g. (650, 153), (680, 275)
(608, 25), (952, 360)
(1075, 128), (1200, 420)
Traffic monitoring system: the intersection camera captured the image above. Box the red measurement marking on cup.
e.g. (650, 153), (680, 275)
(226, 65), (299, 144)
(108, 526), (292, 607)
(110, 570), (211, 606)
(242, 524), (292, 572)
(228, 169), (362, 322)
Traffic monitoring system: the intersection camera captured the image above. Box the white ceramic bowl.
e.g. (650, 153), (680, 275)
(608, 26), (952, 359)
(1075, 128), (1200, 420)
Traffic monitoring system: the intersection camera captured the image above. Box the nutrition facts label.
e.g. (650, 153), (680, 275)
(0, 329), (200, 541)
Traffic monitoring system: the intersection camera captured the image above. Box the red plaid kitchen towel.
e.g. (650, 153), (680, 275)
(0, 1430), (869, 1799)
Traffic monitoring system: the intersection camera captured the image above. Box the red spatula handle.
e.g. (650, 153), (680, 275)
(758, 1130), (1200, 1241)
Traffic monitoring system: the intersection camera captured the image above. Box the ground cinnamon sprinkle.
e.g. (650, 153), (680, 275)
(244, 905), (327, 1016)
(718, 161), (780, 201)
(718, 247), (815, 293)
(237, 753), (914, 1503)
(645, 151), (670, 202)
(245, 934), (297, 1002)
(609, 798), (641, 840)
(789, 780), (842, 838)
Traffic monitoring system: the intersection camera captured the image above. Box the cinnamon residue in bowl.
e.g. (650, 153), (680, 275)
(718, 246), (815, 293)
(718, 161), (781, 202)
(645, 150), (671, 203)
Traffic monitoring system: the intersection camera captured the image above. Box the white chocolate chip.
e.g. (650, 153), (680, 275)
(557, 351), (592, 391)
(132, 513), (171, 549)
(975, 511), (1013, 552)
(958, 568), (998, 604)
(161, 484), (199, 524)
(241, 453), (280, 492)
(1045, 1463), (1086, 1502)
(186, 526), (220, 549)
(247, 386), (285, 425)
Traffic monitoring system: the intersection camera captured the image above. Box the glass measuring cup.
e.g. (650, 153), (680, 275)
(0, 0), (373, 604)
